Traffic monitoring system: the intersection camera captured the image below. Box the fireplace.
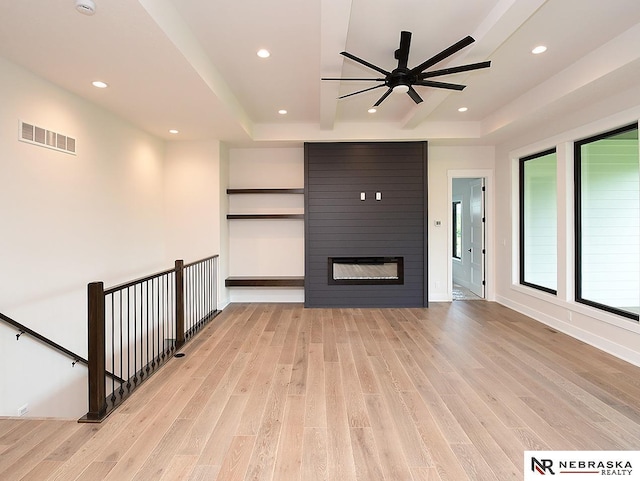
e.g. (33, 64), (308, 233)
(328, 257), (404, 285)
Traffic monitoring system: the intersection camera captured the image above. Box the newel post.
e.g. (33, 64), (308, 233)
(175, 260), (185, 348)
(86, 281), (106, 421)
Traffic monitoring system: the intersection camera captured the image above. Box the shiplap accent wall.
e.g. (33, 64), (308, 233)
(304, 142), (428, 307)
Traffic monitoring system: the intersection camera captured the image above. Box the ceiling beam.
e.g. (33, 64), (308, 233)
(401, 0), (549, 129)
(319, 0), (354, 130)
(138, 0), (254, 138)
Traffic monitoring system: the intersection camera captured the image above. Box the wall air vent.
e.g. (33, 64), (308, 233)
(19, 121), (76, 155)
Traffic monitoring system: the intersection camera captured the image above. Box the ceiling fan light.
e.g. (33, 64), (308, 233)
(393, 84), (409, 94)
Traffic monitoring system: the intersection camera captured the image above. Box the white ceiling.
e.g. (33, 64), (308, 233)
(1, 0), (640, 146)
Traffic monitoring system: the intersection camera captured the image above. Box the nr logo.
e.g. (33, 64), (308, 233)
(532, 457), (555, 475)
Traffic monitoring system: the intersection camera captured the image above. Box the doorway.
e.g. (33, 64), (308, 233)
(452, 177), (485, 300)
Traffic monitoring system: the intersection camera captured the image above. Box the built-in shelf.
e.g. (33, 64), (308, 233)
(227, 188), (305, 219)
(226, 214), (304, 220)
(227, 188), (304, 195)
(226, 188), (304, 288)
(225, 276), (304, 287)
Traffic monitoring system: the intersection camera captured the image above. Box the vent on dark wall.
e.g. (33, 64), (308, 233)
(19, 121), (76, 155)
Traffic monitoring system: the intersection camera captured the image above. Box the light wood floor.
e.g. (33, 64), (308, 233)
(2, 301), (640, 481)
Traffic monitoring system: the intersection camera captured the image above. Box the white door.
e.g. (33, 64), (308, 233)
(469, 179), (485, 297)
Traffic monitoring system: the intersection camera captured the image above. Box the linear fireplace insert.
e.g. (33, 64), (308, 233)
(328, 257), (404, 285)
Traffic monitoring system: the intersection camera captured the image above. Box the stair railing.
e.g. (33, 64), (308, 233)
(81, 255), (219, 422)
(0, 311), (124, 383)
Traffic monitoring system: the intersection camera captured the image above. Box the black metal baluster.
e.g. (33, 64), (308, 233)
(133, 284), (138, 387)
(161, 274), (166, 361)
(144, 280), (150, 379)
(110, 293), (116, 405)
(119, 290), (124, 399)
(127, 286), (132, 393)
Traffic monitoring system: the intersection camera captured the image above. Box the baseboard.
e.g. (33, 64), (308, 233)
(496, 295), (640, 368)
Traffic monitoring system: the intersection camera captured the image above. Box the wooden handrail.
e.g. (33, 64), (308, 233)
(0, 310), (124, 384)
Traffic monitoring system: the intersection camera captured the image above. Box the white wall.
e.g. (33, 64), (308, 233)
(495, 107), (640, 367)
(0, 58), (167, 417)
(163, 140), (222, 263)
(227, 147), (305, 303)
(428, 146), (495, 302)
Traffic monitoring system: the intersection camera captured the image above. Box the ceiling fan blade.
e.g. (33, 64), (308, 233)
(407, 86), (423, 104)
(338, 84), (387, 99)
(415, 80), (466, 91)
(409, 36), (475, 75)
(395, 31), (412, 69)
(321, 78), (386, 81)
(373, 88), (393, 106)
(419, 61), (491, 79)
(340, 51), (390, 76)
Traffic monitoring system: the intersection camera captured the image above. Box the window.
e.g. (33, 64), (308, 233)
(575, 124), (639, 320)
(452, 201), (462, 259)
(519, 149), (558, 294)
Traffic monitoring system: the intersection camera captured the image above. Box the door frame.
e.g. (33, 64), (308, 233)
(447, 169), (494, 301)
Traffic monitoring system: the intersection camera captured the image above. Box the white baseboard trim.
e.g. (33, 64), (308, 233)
(496, 295), (640, 368)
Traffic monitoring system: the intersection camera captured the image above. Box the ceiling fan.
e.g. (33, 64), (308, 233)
(322, 31), (491, 107)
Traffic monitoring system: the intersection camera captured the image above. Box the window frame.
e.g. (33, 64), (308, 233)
(574, 122), (639, 321)
(452, 200), (462, 260)
(519, 148), (558, 295)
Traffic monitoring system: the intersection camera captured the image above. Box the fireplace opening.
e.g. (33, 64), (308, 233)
(328, 257), (404, 285)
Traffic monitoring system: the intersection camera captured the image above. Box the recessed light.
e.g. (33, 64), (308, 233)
(368, 108), (377, 113)
(458, 107), (468, 112)
(92, 81), (108, 88)
(257, 49), (270, 58)
(169, 129), (179, 134)
(278, 109), (287, 115)
(532, 45), (547, 54)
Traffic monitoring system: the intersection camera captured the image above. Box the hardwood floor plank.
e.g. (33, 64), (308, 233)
(288, 329), (309, 396)
(322, 309), (339, 362)
(196, 395), (248, 466)
(324, 362), (357, 481)
(237, 346), (282, 436)
(19, 459), (62, 481)
(178, 353), (250, 456)
(439, 393), (520, 479)
(158, 455), (198, 481)
(336, 343), (370, 428)
(215, 436), (254, 481)
(364, 394), (413, 481)
(243, 364), (291, 481)
(304, 343), (326, 428)
(74, 461), (117, 481)
(400, 391), (470, 481)
(301, 428), (328, 481)
(349, 427), (385, 481)
(347, 330), (379, 394)
(411, 466), (443, 481)
(272, 396), (305, 481)
(369, 355), (432, 467)
(0, 420), (80, 480)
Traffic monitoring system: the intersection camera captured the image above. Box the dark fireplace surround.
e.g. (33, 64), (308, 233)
(304, 141), (428, 308)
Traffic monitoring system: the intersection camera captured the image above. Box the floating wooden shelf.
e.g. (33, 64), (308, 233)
(225, 276), (304, 287)
(227, 188), (304, 195)
(226, 214), (304, 220)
